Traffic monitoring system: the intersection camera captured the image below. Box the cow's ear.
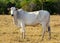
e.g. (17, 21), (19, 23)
(7, 8), (10, 11)
(16, 8), (18, 10)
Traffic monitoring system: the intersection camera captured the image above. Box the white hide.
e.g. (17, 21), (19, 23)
(13, 9), (50, 26)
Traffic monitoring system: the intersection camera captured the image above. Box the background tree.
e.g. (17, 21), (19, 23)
(0, 0), (60, 14)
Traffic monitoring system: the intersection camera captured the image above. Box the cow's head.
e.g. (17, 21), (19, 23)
(10, 7), (16, 16)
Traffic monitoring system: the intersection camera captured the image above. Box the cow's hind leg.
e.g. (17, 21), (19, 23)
(41, 23), (47, 40)
(48, 26), (51, 40)
(46, 22), (51, 40)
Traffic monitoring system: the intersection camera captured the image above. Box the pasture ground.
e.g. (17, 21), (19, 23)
(0, 15), (60, 43)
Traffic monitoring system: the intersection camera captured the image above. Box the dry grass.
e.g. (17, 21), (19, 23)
(0, 15), (60, 43)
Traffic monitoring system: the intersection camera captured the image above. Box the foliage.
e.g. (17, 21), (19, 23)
(20, 0), (41, 11)
(43, 2), (55, 14)
(0, 0), (60, 14)
(20, 0), (30, 11)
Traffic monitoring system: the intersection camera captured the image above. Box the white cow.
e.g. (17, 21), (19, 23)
(10, 7), (51, 40)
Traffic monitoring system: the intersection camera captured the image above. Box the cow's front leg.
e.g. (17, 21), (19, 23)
(20, 22), (25, 39)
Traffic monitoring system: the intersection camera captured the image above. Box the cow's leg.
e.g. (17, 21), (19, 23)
(46, 23), (51, 40)
(20, 22), (25, 39)
(41, 23), (47, 40)
(48, 26), (51, 40)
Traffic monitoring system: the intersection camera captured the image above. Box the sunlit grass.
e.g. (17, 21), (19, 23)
(0, 15), (60, 43)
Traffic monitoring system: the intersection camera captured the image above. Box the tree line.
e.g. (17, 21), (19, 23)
(0, 0), (60, 15)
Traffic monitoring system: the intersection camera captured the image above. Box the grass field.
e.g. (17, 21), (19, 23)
(0, 15), (60, 43)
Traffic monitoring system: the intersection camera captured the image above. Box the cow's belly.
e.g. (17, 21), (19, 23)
(25, 20), (39, 25)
